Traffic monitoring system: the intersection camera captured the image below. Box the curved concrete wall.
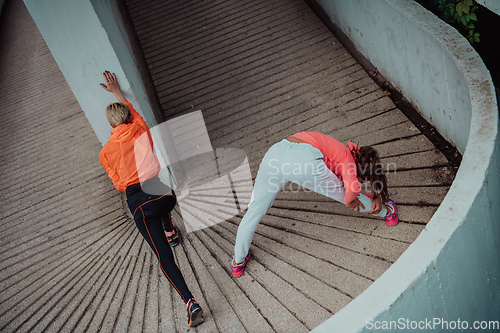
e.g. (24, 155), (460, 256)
(311, 0), (500, 332)
(477, 0), (500, 16)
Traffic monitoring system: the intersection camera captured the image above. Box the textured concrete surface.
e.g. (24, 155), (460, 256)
(311, 1), (499, 331)
(0, 0), (455, 332)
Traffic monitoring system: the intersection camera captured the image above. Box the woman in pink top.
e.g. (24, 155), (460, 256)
(231, 132), (398, 277)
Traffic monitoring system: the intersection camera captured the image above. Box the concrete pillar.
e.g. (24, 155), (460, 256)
(23, 0), (181, 186)
(23, 0), (158, 145)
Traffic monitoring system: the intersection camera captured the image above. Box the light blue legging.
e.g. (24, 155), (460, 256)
(233, 139), (387, 263)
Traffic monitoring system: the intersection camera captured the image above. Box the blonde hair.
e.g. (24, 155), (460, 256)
(106, 102), (131, 127)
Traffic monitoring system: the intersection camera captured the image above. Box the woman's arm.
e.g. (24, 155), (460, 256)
(100, 71), (128, 103)
(366, 196), (383, 214)
(338, 161), (361, 204)
(99, 147), (124, 191)
(346, 198), (365, 211)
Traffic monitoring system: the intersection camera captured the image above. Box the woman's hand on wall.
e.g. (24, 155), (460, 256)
(100, 71), (127, 103)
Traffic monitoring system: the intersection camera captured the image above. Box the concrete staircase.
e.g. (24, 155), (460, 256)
(0, 0), (454, 331)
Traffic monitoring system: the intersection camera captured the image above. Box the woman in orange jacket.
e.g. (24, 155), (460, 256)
(99, 71), (204, 327)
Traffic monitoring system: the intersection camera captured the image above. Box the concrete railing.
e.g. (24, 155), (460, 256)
(311, 0), (500, 332)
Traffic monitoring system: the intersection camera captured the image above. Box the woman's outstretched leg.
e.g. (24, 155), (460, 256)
(134, 210), (204, 326)
(234, 139), (324, 266)
(134, 208), (194, 302)
(233, 154), (285, 264)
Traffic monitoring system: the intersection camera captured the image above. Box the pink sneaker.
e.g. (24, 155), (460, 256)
(231, 252), (251, 277)
(384, 199), (399, 226)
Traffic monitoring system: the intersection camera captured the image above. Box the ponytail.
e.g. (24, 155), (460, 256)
(353, 146), (388, 203)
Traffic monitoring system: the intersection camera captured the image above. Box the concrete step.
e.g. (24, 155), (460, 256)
(0, 0), (455, 331)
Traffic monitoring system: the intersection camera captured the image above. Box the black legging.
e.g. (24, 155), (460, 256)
(126, 177), (193, 303)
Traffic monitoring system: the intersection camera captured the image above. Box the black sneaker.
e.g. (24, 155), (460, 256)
(164, 227), (180, 247)
(186, 299), (204, 327)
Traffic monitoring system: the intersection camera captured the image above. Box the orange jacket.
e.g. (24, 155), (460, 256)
(291, 132), (360, 204)
(99, 102), (160, 192)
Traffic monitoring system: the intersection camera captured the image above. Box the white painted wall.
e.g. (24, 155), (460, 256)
(23, 0), (179, 186)
(310, 0), (500, 332)
(23, 0), (155, 146)
(315, 0), (481, 153)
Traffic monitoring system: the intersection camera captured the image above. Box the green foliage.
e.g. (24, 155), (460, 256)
(421, 0), (481, 44)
